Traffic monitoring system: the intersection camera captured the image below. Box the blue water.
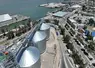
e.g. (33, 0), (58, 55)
(0, 0), (62, 20)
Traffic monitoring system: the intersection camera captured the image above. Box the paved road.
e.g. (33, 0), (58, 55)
(58, 35), (74, 68)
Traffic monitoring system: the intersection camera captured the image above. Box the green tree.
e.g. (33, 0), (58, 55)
(19, 26), (22, 34)
(32, 20), (38, 27)
(27, 22), (31, 27)
(88, 42), (95, 51)
(83, 25), (87, 30)
(79, 64), (86, 68)
(45, 19), (50, 23)
(77, 19), (82, 24)
(1, 29), (6, 36)
(72, 52), (84, 65)
(87, 35), (93, 40)
(64, 35), (71, 43)
(16, 26), (22, 36)
(59, 8), (63, 11)
(53, 19), (59, 25)
(7, 31), (14, 39)
(60, 28), (65, 36)
(27, 22), (31, 30)
(21, 26), (26, 33)
(82, 5), (87, 11)
(58, 25), (61, 29)
(88, 18), (95, 26)
(66, 42), (74, 52)
(28, 18), (31, 23)
(14, 25), (17, 36)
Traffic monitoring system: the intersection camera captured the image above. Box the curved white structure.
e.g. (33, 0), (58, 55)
(40, 23), (50, 40)
(32, 31), (47, 54)
(18, 46), (40, 68)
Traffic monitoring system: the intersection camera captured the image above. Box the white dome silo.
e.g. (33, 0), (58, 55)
(18, 46), (40, 68)
(32, 31), (47, 54)
(40, 23), (50, 40)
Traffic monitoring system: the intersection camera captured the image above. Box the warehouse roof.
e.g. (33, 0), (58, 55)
(71, 4), (81, 8)
(0, 14), (12, 23)
(52, 11), (68, 17)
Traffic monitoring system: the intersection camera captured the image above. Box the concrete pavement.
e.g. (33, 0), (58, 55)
(58, 35), (75, 68)
(41, 27), (63, 68)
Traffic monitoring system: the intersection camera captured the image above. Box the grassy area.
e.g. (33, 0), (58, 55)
(0, 56), (5, 62)
(0, 54), (7, 62)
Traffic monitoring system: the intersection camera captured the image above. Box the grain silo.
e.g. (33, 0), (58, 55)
(18, 46), (40, 68)
(40, 23), (50, 40)
(32, 31), (47, 54)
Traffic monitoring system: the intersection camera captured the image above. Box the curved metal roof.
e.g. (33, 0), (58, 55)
(18, 46), (40, 68)
(40, 23), (50, 30)
(32, 31), (47, 42)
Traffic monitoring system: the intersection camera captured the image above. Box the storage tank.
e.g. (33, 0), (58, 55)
(40, 23), (50, 40)
(32, 31), (47, 54)
(18, 46), (40, 68)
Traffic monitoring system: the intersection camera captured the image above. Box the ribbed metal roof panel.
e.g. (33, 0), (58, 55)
(0, 14), (12, 22)
(32, 31), (47, 43)
(18, 46), (40, 68)
(40, 23), (50, 30)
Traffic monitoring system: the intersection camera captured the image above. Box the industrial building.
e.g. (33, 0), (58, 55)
(0, 14), (30, 35)
(52, 11), (69, 18)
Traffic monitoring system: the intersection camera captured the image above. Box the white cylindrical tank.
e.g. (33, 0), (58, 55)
(18, 46), (40, 68)
(32, 31), (47, 54)
(40, 23), (50, 40)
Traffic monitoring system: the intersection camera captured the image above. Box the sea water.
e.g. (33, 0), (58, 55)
(0, 0), (63, 20)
